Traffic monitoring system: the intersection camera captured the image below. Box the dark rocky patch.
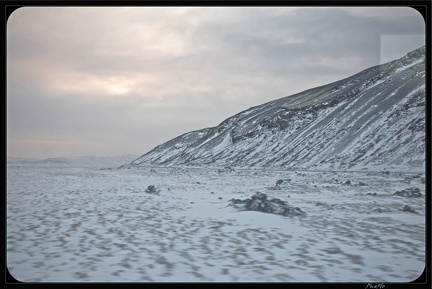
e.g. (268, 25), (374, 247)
(402, 205), (416, 213)
(145, 185), (159, 195)
(393, 187), (422, 198)
(229, 192), (306, 217)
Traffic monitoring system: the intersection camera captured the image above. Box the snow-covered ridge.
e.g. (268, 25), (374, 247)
(128, 46), (425, 171)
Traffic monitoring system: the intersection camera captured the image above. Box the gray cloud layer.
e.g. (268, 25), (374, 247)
(7, 6), (425, 158)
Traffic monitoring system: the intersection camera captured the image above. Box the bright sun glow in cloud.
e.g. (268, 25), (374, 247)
(54, 72), (144, 96)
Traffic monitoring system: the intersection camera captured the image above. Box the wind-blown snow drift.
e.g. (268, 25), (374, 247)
(128, 46), (426, 170)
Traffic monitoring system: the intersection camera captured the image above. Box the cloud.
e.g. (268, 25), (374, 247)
(6, 6), (425, 158)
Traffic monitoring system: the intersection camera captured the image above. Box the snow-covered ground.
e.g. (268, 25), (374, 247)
(6, 158), (425, 282)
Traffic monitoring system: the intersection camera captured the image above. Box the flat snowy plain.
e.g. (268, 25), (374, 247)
(7, 157), (425, 282)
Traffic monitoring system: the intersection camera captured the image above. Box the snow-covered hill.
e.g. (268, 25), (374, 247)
(128, 46), (426, 171)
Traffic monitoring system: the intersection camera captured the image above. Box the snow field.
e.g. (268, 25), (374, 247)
(7, 162), (425, 282)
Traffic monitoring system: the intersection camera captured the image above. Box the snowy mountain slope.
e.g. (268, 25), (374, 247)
(128, 46), (426, 170)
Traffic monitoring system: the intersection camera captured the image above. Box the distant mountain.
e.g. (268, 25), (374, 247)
(7, 157), (70, 164)
(127, 46), (426, 171)
(8, 154), (140, 168)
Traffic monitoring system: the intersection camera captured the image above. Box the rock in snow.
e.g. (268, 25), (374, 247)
(402, 205), (417, 213)
(393, 187), (422, 198)
(145, 185), (160, 195)
(127, 46), (425, 170)
(229, 192), (306, 217)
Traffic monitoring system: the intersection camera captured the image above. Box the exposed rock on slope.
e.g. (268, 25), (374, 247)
(128, 46), (426, 170)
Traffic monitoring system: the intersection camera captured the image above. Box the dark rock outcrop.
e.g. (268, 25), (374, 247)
(229, 192), (306, 217)
(145, 185), (159, 195)
(393, 187), (422, 198)
(402, 205), (417, 213)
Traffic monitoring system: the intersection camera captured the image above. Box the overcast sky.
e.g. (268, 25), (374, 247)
(7, 6), (425, 159)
